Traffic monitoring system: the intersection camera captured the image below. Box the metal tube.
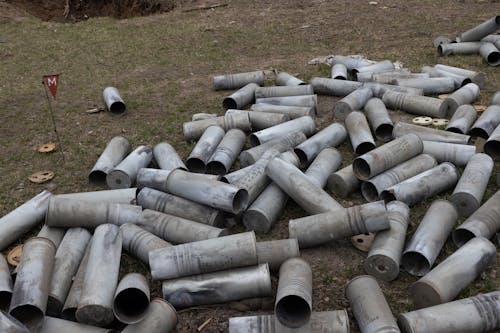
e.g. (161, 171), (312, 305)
(255, 95), (317, 108)
(223, 83), (259, 110)
(331, 63), (348, 80)
(165, 169), (249, 214)
(61, 243), (90, 321)
(182, 113), (251, 142)
(444, 83), (480, 116)
(186, 125), (225, 173)
(360, 71), (429, 84)
(276, 72), (305, 86)
(192, 113), (218, 121)
(55, 188), (137, 205)
(229, 310), (349, 333)
(345, 275), (400, 333)
(354, 60), (395, 76)
(332, 55), (374, 69)
(121, 298), (177, 333)
(345, 111), (376, 155)
(45, 197), (142, 228)
(310, 77), (362, 96)
(393, 122), (470, 144)
(381, 163), (459, 206)
(294, 123), (346, 166)
(327, 164), (360, 198)
(152, 142), (186, 171)
(206, 129), (246, 175)
(450, 153), (493, 217)
(469, 105), (500, 138)
(226, 109), (289, 131)
(162, 264), (272, 308)
(363, 82), (424, 98)
(239, 131), (306, 167)
(47, 228), (92, 317)
(289, 201), (389, 248)
(0, 255), (12, 310)
(398, 291), (500, 333)
(149, 231), (258, 280)
(256, 239), (299, 272)
(213, 71), (264, 90)
(401, 200), (458, 276)
(333, 87), (373, 120)
(137, 187), (225, 227)
(482, 34), (500, 43)
(433, 64), (485, 88)
(382, 90), (447, 118)
(275, 258), (312, 328)
(435, 143), (470, 172)
(484, 123), (500, 159)
(364, 201), (409, 281)
(136, 209), (227, 244)
(9, 237), (55, 331)
(437, 42), (482, 56)
(250, 103), (315, 119)
(106, 145), (153, 189)
(361, 154), (437, 202)
(364, 97), (394, 141)
(76, 224), (122, 327)
(36, 224), (65, 248)
(452, 190), (500, 246)
(304, 148), (342, 188)
(0, 311), (29, 333)
(40, 316), (116, 333)
(394, 77), (455, 95)
(352, 133), (423, 180)
(102, 87), (126, 114)
(427, 66), (473, 88)
(265, 156), (342, 214)
(255, 85), (314, 98)
(410, 237), (496, 309)
(0, 190), (52, 251)
(250, 116), (316, 146)
(460, 16), (500, 42)
(479, 42), (500, 66)
(446, 104), (477, 134)
(120, 223), (170, 264)
(136, 168), (171, 192)
(113, 273), (150, 324)
(89, 136), (131, 184)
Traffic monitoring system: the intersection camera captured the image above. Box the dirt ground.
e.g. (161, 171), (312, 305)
(0, 0), (499, 332)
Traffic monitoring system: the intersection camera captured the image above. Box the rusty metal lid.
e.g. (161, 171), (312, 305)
(351, 233), (375, 252)
(412, 116), (432, 126)
(7, 244), (23, 266)
(28, 170), (55, 183)
(37, 142), (56, 153)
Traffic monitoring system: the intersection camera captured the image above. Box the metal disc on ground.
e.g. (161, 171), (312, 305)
(351, 233), (375, 252)
(412, 116), (432, 126)
(474, 104), (487, 112)
(28, 170), (55, 183)
(432, 118), (449, 127)
(37, 142), (56, 153)
(7, 244), (23, 266)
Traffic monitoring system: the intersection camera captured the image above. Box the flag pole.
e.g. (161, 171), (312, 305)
(42, 80), (66, 163)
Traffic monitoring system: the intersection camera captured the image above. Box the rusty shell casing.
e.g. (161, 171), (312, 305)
(380, 162), (459, 206)
(223, 83), (259, 110)
(148, 231), (258, 280)
(352, 133), (423, 180)
(113, 273), (150, 324)
(401, 200), (458, 276)
(446, 104), (477, 134)
(345, 275), (400, 333)
(275, 258), (312, 328)
(393, 122), (470, 144)
(186, 125), (225, 173)
(382, 90), (447, 118)
(364, 97), (393, 141)
(450, 153), (494, 217)
(452, 189), (500, 246)
(294, 123), (346, 166)
(469, 105), (500, 139)
(255, 85), (314, 98)
(250, 116), (316, 146)
(225, 109), (289, 131)
(361, 154), (437, 202)
(152, 142), (186, 171)
(89, 136), (131, 184)
(256, 239), (300, 272)
(310, 77), (362, 96)
(327, 164), (360, 198)
(162, 264), (272, 308)
(75, 224), (122, 327)
(333, 87), (373, 121)
(364, 201), (410, 281)
(398, 291), (500, 333)
(120, 223), (171, 265)
(106, 145), (153, 189)
(289, 201), (389, 248)
(250, 103), (315, 119)
(275, 72), (305, 86)
(213, 71), (264, 90)
(9, 237), (55, 331)
(345, 111), (376, 155)
(121, 298), (177, 333)
(102, 87), (125, 114)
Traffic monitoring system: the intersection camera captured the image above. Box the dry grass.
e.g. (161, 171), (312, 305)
(0, 1), (499, 332)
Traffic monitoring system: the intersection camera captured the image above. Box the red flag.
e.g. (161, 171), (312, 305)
(43, 74), (60, 99)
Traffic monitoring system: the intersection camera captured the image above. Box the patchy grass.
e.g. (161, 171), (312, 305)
(0, 1), (499, 332)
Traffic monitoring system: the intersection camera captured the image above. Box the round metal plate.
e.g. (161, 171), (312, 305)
(432, 118), (449, 126)
(7, 244), (23, 266)
(412, 116), (432, 126)
(351, 233), (375, 252)
(28, 170), (55, 184)
(37, 142), (56, 153)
